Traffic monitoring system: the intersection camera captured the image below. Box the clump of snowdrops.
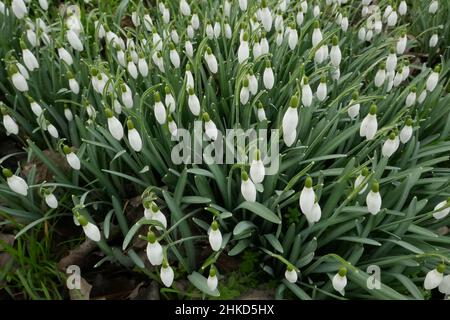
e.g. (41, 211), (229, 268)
(1, 0), (450, 299)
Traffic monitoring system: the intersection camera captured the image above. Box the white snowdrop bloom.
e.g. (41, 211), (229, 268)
(257, 103), (267, 122)
(64, 107), (73, 122)
(418, 90), (427, 104)
(405, 89), (416, 108)
(263, 61), (275, 89)
(11, 67), (28, 92)
(240, 79), (250, 105)
(121, 84), (133, 109)
(384, 5), (393, 19)
(191, 13), (200, 30)
(387, 11), (398, 27)
(374, 20), (383, 34)
(207, 269), (218, 291)
(2, 168), (28, 196)
(429, 34), (438, 48)
(258, 36), (268, 54)
(366, 181), (382, 215)
(168, 115), (178, 137)
(203, 113), (218, 141)
(113, 99), (122, 115)
(238, 33), (250, 64)
(224, 23), (232, 39)
(206, 23), (214, 40)
(94, 21), (106, 38)
(224, 0), (231, 17)
(382, 132), (399, 158)
(340, 16), (349, 32)
(160, 264), (174, 287)
(146, 232), (163, 266)
(332, 268), (348, 295)
(69, 77), (79, 94)
(358, 27), (366, 41)
(398, 1), (407, 15)
(22, 47), (39, 72)
(316, 77), (327, 102)
(66, 29), (83, 51)
(152, 51), (165, 73)
(365, 29), (373, 42)
(26, 27), (37, 47)
(241, 171), (256, 202)
(386, 49), (397, 73)
(285, 267), (298, 283)
(396, 33), (407, 55)
(306, 202), (321, 224)
(76, 215), (101, 242)
(164, 87), (176, 113)
(288, 25), (298, 50)
(144, 203), (167, 229)
(162, 8), (170, 24)
(260, 1), (272, 32)
(1, 108), (19, 136)
(180, 0), (191, 16)
(253, 41), (262, 60)
(63, 145), (80, 170)
(276, 30), (284, 47)
(169, 44), (180, 69)
(433, 199), (450, 220)
(301, 77), (313, 107)
(204, 47), (218, 74)
(209, 221), (222, 251)
(250, 150), (265, 184)
(44, 192), (58, 209)
(355, 168), (369, 194)
(279, 0), (287, 12)
(105, 109), (123, 141)
(330, 36), (341, 67)
(300, 176), (315, 216)
(187, 88), (200, 116)
(274, 13), (283, 31)
(393, 69), (403, 87)
(296, 10), (304, 26)
(138, 54), (149, 77)
(47, 122), (59, 138)
(402, 62), (410, 80)
(313, 4), (320, 17)
(127, 58), (138, 79)
(58, 47), (73, 66)
(439, 275), (450, 295)
(429, 0), (438, 14)
(153, 93), (166, 125)
(131, 11), (140, 27)
(300, 0), (308, 12)
(426, 65), (440, 92)
(248, 72), (258, 96)
(361, 5), (369, 17)
(152, 31), (163, 51)
(347, 92), (360, 120)
(27, 97), (42, 117)
(16, 62), (29, 80)
(238, 0), (247, 11)
(213, 21), (221, 39)
(185, 66), (194, 91)
(360, 105), (378, 140)
(374, 64), (386, 88)
(38, 0), (48, 10)
(335, 12), (343, 25)
(11, 0), (27, 19)
(126, 119), (142, 152)
(116, 47), (126, 67)
(312, 21), (323, 47)
(400, 117), (413, 144)
(424, 265), (445, 290)
(186, 25), (195, 39)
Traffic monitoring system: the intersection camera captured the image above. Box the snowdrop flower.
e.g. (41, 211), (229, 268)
(144, 203), (167, 229)
(160, 262), (174, 287)
(95, 21), (106, 38)
(341, 16), (349, 32)
(171, 27), (180, 43)
(152, 29), (163, 51)
(405, 88), (416, 108)
(186, 88), (200, 116)
(47, 121), (59, 138)
(312, 21), (323, 47)
(274, 12), (283, 31)
(185, 64), (194, 91)
(239, 0), (247, 11)
(113, 99), (122, 115)
(332, 267), (348, 295)
(358, 27), (366, 41)
(116, 46), (126, 67)
(1, 107), (19, 136)
(316, 76), (327, 102)
(433, 198), (450, 220)
(285, 266), (298, 283)
(146, 230), (163, 266)
(300, 1), (308, 13)
(248, 71), (258, 95)
(131, 11), (140, 27)
(67, 72), (79, 94)
(418, 90), (427, 104)
(250, 150), (265, 184)
(224, 21), (232, 39)
(300, 176), (315, 217)
(429, 34), (438, 48)
(374, 63), (386, 88)
(439, 275), (450, 295)
(257, 102), (267, 122)
(186, 25), (194, 39)
(288, 23), (298, 50)
(163, 86), (176, 113)
(58, 46), (73, 66)
(399, 117), (413, 144)
(76, 214), (101, 242)
(374, 19), (383, 34)
(402, 61), (410, 81)
(213, 21), (221, 39)
(168, 114), (178, 137)
(206, 22), (214, 40)
(127, 119), (142, 152)
(137, 53), (148, 77)
(191, 13), (200, 30)
(11, 0), (27, 19)
(121, 83), (133, 109)
(224, 0), (231, 17)
(382, 132), (399, 158)
(355, 167), (370, 194)
(306, 201), (322, 224)
(398, 1), (407, 16)
(207, 267), (218, 291)
(2, 168), (28, 196)
(347, 91), (360, 120)
(185, 40), (194, 58)
(180, 0), (191, 16)
(263, 60), (275, 90)
(330, 36), (342, 67)
(20, 42), (38, 71)
(429, 0), (438, 14)
(203, 112), (218, 141)
(276, 30), (284, 47)
(241, 171), (256, 202)
(238, 33), (250, 64)
(169, 43), (180, 68)
(16, 62), (29, 80)
(209, 221), (222, 251)
(260, 0), (272, 32)
(105, 108), (123, 141)
(424, 264), (445, 290)
(365, 29), (373, 42)
(63, 145), (81, 170)
(301, 77), (313, 107)
(366, 181), (382, 215)
(282, 95), (299, 146)
(127, 57), (138, 79)
(360, 104), (378, 140)
(162, 7), (170, 24)
(26, 96), (42, 117)
(426, 65), (440, 92)
(152, 51), (165, 73)
(253, 39), (262, 59)
(66, 29), (83, 51)
(296, 8), (304, 26)
(386, 48), (397, 73)
(387, 10), (398, 27)
(240, 79), (250, 105)
(393, 67), (403, 87)
(313, 3), (321, 17)
(153, 93), (167, 125)
(204, 47), (218, 74)
(396, 32), (407, 55)
(44, 190), (58, 209)
(64, 106), (73, 122)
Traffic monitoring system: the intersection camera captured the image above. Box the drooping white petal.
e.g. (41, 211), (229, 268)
(209, 228), (222, 251)
(82, 222), (101, 242)
(433, 201), (450, 220)
(332, 274), (347, 294)
(285, 269), (298, 283)
(69, 78), (79, 94)
(400, 125), (413, 144)
(160, 265), (174, 287)
(67, 29), (83, 51)
(154, 101), (167, 124)
(205, 120), (218, 141)
(438, 275), (450, 294)
(382, 137), (399, 158)
(108, 116), (124, 140)
(128, 128), (142, 152)
(188, 93), (200, 116)
(424, 269), (443, 290)
(66, 152), (81, 170)
(299, 186), (315, 215)
(45, 193), (58, 209)
(207, 275), (218, 291)
(3, 115), (19, 135)
(426, 72), (439, 92)
(263, 67), (274, 89)
(7, 175), (28, 196)
(146, 241), (163, 266)
(241, 179), (256, 202)
(366, 191), (382, 215)
(12, 72), (28, 92)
